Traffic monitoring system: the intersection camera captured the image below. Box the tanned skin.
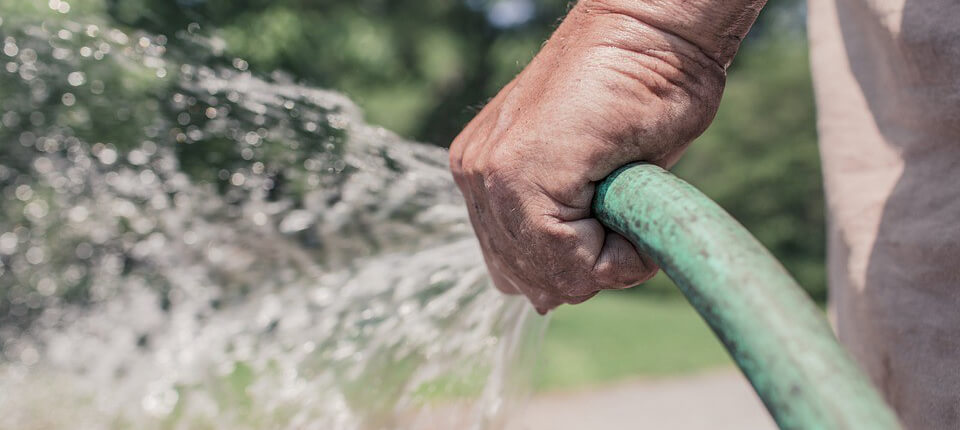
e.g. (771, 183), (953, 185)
(450, 0), (767, 313)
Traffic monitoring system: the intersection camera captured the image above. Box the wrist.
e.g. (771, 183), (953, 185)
(533, 0), (729, 123)
(570, 0), (766, 68)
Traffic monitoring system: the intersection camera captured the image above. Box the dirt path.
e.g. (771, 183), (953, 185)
(513, 369), (777, 430)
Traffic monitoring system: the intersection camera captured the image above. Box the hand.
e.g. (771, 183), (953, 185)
(450, 1), (731, 313)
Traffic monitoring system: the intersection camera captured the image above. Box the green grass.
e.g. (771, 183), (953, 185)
(534, 276), (734, 391)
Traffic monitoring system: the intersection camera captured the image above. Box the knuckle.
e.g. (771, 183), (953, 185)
(539, 221), (578, 244)
(461, 152), (484, 181)
(480, 147), (523, 190)
(449, 158), (469, 193)
(449, 143), (465, 176)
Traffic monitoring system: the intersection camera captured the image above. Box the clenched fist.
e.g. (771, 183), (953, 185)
(450, 0), (763, 313)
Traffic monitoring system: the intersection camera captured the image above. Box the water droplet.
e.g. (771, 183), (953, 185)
(24, 200), (50, 219)
(140, 170), (157, 185)
(230, 172), (245, 186)
(52, 47), (70, 60)
(251, 212), (268, 226)
(67, 71), (85, 86)
(19, 48), (37, 64)
(3, 111), (20, 127)
(279, 210), (315, 233)
(3, 41), (18, 57)
(18, 65), (37, 81)
(68, 206), (89, 223)
(244, 131), (260, 145)
(97, 148), (117, 165)
(62, 92), (76, 106)
(232, 58), (248, 71)
(29, 112), (45, 126)
(15, 185), (34, 201)
(109, 29), (129, 45)
(33, 157), (53, 174)
(74, 242), (93, 259)
(36, 278), (57, 296)
(19, 347), (39, 366)
(142, 140), (157, 154)
(142, 384), (179, 417)
(127, 150), (147, 165)
(25, 247), (45, 265)
(0, 232), (18, 255)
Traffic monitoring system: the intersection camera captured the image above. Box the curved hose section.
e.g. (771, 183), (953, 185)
(592, 164), (900, 430)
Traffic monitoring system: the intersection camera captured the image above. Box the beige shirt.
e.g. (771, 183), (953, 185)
(808, 0), (960, 427)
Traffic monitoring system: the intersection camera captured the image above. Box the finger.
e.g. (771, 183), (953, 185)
(550, 217), (606, 297)
(593, 231), (658, 290)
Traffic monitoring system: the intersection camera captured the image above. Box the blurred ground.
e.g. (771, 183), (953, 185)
(515, 279), (790, 429)
(518, 369), (776, 430)
(535, 285), (733, 390)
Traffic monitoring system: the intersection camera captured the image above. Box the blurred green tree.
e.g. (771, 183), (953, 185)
(104, 0), (574, 143)
(103, 0), (805, 143)
(674, 33), (826, 300)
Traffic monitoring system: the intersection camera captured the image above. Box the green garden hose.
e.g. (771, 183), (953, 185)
(592, 163), (901, 430)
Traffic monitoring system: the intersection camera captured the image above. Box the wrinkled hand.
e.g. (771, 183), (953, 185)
(450, 2), (730, 313)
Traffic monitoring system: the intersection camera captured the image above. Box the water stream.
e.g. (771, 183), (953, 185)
(0, 4), (545, 429)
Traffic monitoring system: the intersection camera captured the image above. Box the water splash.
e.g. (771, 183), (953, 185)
(0, 4), (544, 429)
